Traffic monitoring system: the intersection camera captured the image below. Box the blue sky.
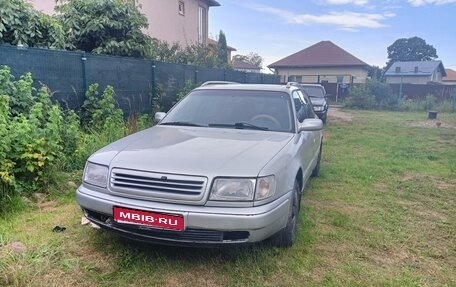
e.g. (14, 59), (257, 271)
(209, 0), (456, 71)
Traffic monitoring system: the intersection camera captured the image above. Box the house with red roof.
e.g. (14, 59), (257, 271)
(443, 69), (456, 85)
(268, 41), (369, 85)
(232, 58), (261, 73)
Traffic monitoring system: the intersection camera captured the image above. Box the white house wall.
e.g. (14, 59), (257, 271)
(275, 66), (368, 84)
(385, 76), (432, 84)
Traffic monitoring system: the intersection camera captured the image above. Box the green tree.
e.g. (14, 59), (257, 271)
(386, 37), (437, 68)
(0, 0), (66, 48)
(55, 0), (153, 57)
(217, 30), (228, 67)
(150, 39), (220, 68)
(368, 65), (383, 81)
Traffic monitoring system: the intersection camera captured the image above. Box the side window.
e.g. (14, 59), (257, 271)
(292, 91), (306, 122)
(300, 91), (316, 119)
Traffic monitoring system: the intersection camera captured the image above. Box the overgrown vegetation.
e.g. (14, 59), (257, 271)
(345, 80), (396, 109)
(0, 66), (79, 204)
(0, 66), (149, 209)
(0, 0), (66, 49)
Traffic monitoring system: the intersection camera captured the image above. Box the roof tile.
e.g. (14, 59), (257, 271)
(384, 61), (446, 77)
(443, 69), (456, 82)
(268, 41), (368, 68)
(232, 58), (261, 70)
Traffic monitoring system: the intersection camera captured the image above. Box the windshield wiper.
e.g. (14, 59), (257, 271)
(160, 121), (204, 127)
(209, 122), (269, 131)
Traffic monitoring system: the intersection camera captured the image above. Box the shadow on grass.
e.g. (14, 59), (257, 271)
(84, 207), (317, 273)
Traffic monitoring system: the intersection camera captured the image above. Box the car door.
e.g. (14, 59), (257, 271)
(292, 90), (319, 178)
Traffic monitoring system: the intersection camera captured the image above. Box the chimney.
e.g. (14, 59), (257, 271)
(395, 66), (401, 73)
(414, 66), (419, 73)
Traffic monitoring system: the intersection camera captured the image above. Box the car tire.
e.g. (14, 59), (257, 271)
(311, 143), (322, 177)
(271, 180), (300, 248)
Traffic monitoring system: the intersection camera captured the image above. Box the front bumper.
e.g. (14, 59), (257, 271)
(76, 185), (291, 246)
(313, 107), (327, 117)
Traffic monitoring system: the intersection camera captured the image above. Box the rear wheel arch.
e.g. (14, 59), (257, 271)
(295, 169), (303, 194)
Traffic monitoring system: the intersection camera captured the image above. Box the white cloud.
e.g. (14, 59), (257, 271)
(249, 5), (394, 30)
(408, 0), (456, 6)
(322, 0), (369, 5)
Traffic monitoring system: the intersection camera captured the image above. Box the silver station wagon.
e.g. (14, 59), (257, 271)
(77, 83), (323, 247)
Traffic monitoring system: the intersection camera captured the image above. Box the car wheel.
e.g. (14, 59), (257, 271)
(311, 143), (322, 177)
(271, 180), (300, 247)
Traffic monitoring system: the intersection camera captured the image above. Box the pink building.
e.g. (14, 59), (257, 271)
(30, 0), (220, 46)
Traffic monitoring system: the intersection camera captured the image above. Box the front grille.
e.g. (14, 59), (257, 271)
(120, 224), (225, 242)
(110, 168), (207, 201)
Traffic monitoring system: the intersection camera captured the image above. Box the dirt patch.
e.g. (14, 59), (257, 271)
(328, 107), (353, 122)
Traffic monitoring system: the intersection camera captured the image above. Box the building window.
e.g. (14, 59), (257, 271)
(178, 1), (185, 16)
(198, 6), (206, 44)
(288, 75), (302, 82)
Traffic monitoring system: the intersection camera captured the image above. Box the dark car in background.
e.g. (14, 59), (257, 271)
(298, 84), (328, 124)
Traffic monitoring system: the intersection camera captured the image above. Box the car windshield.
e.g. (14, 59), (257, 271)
(301, 86), (325, 98)
(161, 89), (294, 132)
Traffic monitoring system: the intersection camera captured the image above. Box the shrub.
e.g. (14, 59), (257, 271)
(0, 66), (80, 200)
(80, 84), (124, 132)
(345, 84), (375, 109)
(424, 95), (437, 111)
(175, 80), (195, 104)
(345, 80), (396, 110)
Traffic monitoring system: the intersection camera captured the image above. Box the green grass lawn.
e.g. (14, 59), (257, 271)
(1, 110), (455, 287)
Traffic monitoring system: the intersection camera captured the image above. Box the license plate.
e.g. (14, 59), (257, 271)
(113, 206), (184, 231)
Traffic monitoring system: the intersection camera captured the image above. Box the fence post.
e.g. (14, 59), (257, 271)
(398, 75), (403, 109)
(244, 72), (247, 83)
(223, 69), (227, 81)
(194, 66), (198, 85)
(81, 52), (88, 95)
(151, 61), (156, 109)
(452, 88), (456, 113)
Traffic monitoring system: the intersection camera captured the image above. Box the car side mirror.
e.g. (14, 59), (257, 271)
(298, 118), (323, 132)
(154, 112), (166, 122)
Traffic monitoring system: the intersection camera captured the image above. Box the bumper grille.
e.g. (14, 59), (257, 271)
(110, 168), (207, 201)
(84, 209), (250, 245)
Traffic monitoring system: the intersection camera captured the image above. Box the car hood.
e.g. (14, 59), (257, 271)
(90, 126), (294, 177)
(310, 97), (326, 106)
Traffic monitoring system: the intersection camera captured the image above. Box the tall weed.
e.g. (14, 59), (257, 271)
(0, 66), (79, 201)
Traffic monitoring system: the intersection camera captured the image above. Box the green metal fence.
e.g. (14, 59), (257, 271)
(0, 44), (279, 114)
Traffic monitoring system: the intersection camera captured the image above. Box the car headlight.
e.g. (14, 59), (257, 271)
(210, 178), (255, 201)
(83, 162), (109, 188)
(209, 176), (276, 201)
(313, 106), (324, 112)
(255, 175), (276, 200)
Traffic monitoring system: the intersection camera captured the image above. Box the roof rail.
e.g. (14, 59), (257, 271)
(200, 81), (239, 87)
(286, 82), (301, 88)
